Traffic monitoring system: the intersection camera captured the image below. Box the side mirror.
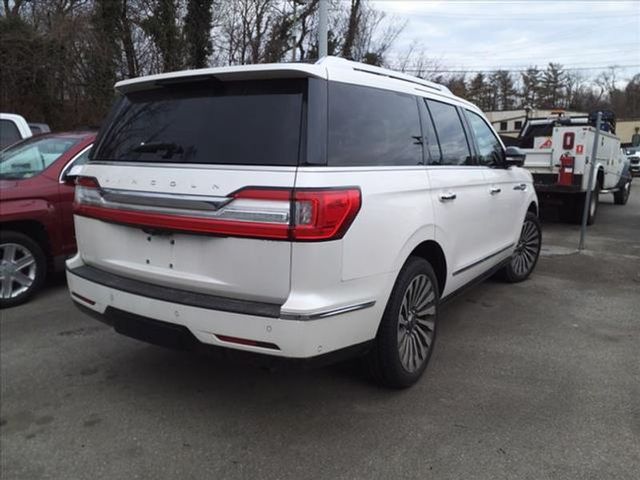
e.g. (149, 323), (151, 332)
(504, 146), (526, 167)
(62, 164), (84, 186)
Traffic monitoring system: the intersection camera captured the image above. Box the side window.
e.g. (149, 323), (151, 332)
(466, 111), (504, 166)
(328, 82), (422, 166)
(426, 100), (472, 166)
(418, 99), (441, 163)
(0, 119), (22, 149)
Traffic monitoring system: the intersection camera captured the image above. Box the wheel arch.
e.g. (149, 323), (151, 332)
(0, 220), (51, 258)
(407, 240), (447, 298)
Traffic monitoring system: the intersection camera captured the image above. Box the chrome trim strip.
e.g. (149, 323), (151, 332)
(280, 301), (376, 321)
(452, 243), (515, 277)
(58, 144), (93, 183)
(100, 188), (231, 212)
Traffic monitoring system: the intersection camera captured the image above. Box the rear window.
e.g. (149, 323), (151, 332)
(92, 79), (305, 166)
(518, 124), (553, 148)
(0, 119), (22, 149)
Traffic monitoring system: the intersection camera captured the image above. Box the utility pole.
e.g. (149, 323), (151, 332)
(579, 111), (601, 251)
(318, 0), (328, 58)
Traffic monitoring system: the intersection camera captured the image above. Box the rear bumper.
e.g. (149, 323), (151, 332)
(67, 265), (382, 359)
(533, 173), (584, 193)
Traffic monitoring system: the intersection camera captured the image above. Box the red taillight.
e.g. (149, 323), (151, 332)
(291, 189), (361, 241)
(73, 179), (361, 242)
(76, 176), (100, 188)
(215, 334), (280, 350)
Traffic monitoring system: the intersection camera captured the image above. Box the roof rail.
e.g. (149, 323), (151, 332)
(316, 56), (450, 94)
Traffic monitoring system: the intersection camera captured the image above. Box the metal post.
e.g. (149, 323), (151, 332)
(318, 0), (328, 58)
(579, 111), (601, 250)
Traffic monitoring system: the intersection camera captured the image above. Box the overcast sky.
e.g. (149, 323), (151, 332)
(372, 0), (640, 80)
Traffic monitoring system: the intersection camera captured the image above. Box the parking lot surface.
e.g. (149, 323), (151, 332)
(1, 189), (639, 480)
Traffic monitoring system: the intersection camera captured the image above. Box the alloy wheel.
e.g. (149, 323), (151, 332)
(0, 243), (37, 299)
(511, 219), (541, 277)
(397, 274), (436, 373)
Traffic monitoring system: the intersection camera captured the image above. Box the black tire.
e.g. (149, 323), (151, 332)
(499, 212), (541, 283)
(583, 184), (600, 225)
(366, 256), (439, 389)
(613, 179), (631, 205)
(565, 185), (599, 225)
(0, 231), (47, 308)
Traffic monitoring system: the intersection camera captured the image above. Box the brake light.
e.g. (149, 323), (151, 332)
(292, 189), (361, 241)
(76, 176), (100, 188)
(73, 177), (361, 242)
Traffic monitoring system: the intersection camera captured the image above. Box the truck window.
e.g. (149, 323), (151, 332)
(426, 100), (472, 166)
(328, 82), (423, 166)
(93, 79), (305, 166)
(0, 120), (22, 149)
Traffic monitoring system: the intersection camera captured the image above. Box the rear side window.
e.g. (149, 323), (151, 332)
(426, 100), (472, 166)
(328, 82), (422, 166)
(0, 120), (22, 149)
(93, 79), (304, 166)
(466, 111), (504, 166)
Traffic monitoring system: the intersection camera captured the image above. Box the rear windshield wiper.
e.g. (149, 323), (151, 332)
(131, 142), (184, 159)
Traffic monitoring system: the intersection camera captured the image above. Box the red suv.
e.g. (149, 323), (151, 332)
(1, 132), (95, 307)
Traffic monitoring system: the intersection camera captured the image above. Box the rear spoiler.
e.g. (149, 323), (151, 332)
(115, 63), (327, 94)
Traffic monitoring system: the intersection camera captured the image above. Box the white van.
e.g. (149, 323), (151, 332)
(66, 57), (540, 388)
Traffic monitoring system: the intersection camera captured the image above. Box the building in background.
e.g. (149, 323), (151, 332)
(617, 119), (640, 146)
(485, 109), (587, 138)
(486, 110), (640, 146)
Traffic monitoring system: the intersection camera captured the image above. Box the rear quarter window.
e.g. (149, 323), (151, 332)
(92, 79), (305, 166)
(328, 82), (423, 167)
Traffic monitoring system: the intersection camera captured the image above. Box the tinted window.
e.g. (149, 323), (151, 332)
(328, 82), (422, 166)
(0, 120), (22, 149)
(418, 99), (441, 163)
(0, 136), (80, 179)
(426, 100), (472, 165)
(466, 111), (504, 166)
(93, 79), (304, 166)
(518, 124), (553, 148)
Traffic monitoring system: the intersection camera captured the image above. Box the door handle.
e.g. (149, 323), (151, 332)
(439, 192), (457, 202)
(513, 183), (527, 191)
(490, 187), (502, 195)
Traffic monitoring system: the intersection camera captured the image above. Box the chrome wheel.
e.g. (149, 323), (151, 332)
(511, 219), (541, 277)
(0, 243), (37, 299)
(397, 274), (436, 373)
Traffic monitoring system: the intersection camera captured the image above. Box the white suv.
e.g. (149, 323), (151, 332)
(67, 57), (540, 388)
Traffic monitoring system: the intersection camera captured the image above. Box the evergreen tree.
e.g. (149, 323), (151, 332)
(184, 0), (214, 69)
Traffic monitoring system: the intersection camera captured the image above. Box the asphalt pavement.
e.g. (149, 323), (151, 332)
(1, 187), (639, 480)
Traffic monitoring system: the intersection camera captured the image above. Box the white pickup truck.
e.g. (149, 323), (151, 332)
(0, 113), (33, 149)
(519, 114), (632, 224)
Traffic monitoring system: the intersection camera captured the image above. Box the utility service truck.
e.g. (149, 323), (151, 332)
(518, 112), (632, 225)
